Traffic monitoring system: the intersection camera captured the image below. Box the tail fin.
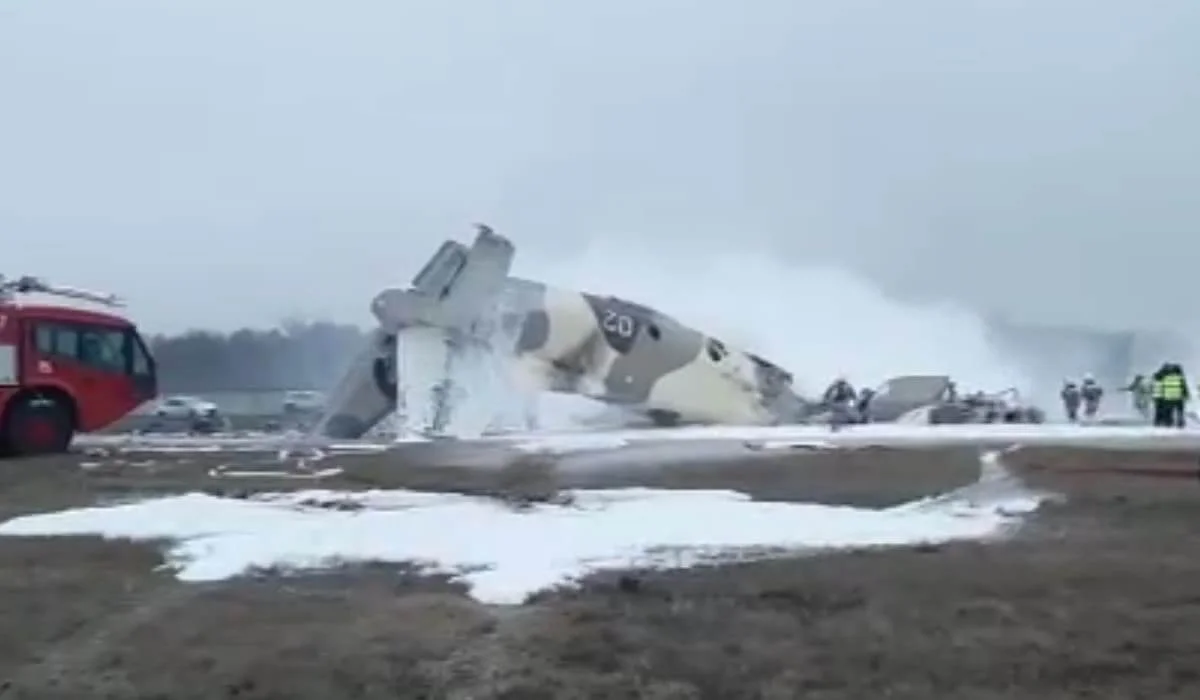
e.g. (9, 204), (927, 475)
(316, 224), (520, 440)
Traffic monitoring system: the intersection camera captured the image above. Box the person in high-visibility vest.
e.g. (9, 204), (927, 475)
(1157, 363), (1189, 427)
(1151, 364), (1170, 426)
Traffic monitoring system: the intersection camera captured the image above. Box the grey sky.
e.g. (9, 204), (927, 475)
(3, 0), (1198, 334)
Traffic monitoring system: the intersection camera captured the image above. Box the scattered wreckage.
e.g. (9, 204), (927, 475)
(806, 374), (1046, 426)
(307, 224), (1045, 439)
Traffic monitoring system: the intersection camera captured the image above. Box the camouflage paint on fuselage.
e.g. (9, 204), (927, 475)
(499, 279), (795, 425)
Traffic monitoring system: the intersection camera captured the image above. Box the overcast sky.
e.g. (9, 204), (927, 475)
(3, 0), (1198, 334)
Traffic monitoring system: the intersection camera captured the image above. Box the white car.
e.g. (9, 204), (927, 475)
(282, 390), (325, 414)
(154, 395), (219, 419)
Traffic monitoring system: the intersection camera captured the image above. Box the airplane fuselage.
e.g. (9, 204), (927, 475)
(312, 226), (806, 439)
(502, 280), (796, 426)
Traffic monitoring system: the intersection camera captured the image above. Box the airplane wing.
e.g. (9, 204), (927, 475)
(309, 328), (397, 439)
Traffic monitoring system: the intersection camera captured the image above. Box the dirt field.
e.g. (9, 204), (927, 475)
(0, 444), (1197, 699)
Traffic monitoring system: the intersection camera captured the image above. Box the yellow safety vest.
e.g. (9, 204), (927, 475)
(1160, 374), (1185, 400)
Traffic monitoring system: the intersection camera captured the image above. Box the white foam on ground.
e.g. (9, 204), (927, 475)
(511, 434), (631, 455)
(76, 421), (1200, 456)
(75, 433), (397, 453)
(0, 455), (1047, 604)
(487, 422), (1200, 450)
(739, 423), (1200, 450)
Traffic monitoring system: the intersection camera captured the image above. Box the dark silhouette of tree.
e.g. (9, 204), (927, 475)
(148, 320), (367, 393)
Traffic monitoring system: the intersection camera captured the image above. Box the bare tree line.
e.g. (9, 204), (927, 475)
(148, 319), (367, 393)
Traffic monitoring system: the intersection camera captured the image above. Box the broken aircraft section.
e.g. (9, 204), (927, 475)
(312, 225), (811, 440)
(311, 225), (1050, 440)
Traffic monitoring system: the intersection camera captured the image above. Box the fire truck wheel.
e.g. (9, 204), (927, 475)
(5, 396), (73, 456)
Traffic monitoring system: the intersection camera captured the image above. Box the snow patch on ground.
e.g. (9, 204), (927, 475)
(511, 434), (631, 455)
(513, 422), (1200, 450)
(76, 421), (1200, 457)
(0, 452), (1049, 604)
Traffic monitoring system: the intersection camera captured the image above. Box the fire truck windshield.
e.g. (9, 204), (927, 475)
(34, 322), (154, 378)
(131, 333), (153, 377)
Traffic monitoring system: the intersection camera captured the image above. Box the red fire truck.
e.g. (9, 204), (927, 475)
(0, 275), (157, 457)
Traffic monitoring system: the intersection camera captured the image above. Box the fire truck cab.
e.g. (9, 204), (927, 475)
(0, 275), (157, 457)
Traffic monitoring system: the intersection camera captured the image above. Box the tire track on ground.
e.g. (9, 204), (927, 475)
(435, 605), (546, 699)
(0, 582), (214, 698)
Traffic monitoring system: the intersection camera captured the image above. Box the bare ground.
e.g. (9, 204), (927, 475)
(0, 444), (1197, 699)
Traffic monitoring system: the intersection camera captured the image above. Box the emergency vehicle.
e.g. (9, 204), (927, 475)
(0, 275), (157, 456)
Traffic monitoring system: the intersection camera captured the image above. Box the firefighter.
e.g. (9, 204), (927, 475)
(1123, 374), (1151, 422)
(823, 376), (856, 405)
(855, 387), (875, 423)
(1080, 374), (1103, 421)
(1060, 380), (1081, 422)
(823, 376), (857, 429)
(1151, 364), (1169, 426)
(1159, 363), (1189, 427)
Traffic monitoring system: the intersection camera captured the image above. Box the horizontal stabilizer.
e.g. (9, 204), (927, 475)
(411, 240), (468, 298)
(371, 225), (516, 334)
(371, 290), (446, 329)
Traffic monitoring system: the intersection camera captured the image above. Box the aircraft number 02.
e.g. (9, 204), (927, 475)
(601, 309), (636, 339)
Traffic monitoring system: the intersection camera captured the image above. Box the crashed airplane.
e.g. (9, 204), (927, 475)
(312, 225), (812, 439)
